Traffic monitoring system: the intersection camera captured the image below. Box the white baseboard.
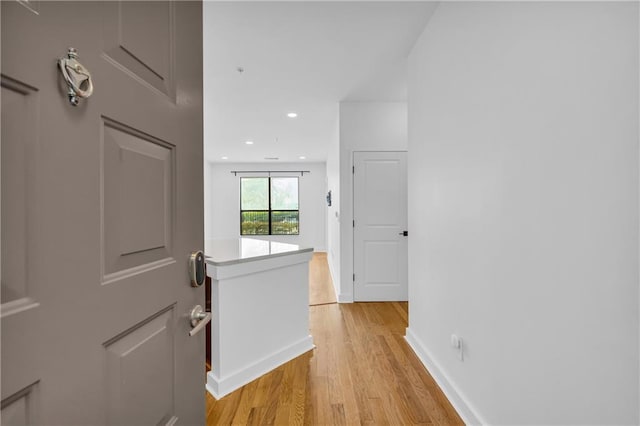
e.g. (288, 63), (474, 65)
(206, 335), (315, 399)
(326, 255), (343, 303)
(337, 293), (353, 303)
(405, 328), (485, 426)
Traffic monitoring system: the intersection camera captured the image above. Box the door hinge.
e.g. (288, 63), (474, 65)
(353, 219), (355, 227)
(353, 273), (355, 282)
(352, 165), (355, 174)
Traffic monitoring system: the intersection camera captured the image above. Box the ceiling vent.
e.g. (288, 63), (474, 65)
(264, 157), (279, 161)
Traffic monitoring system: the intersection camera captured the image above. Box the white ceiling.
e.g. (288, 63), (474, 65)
(203, 1), (437, 163)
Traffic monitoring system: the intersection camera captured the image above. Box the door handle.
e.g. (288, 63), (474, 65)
(399, 231), (408, 236)
(189, 305), (211, 337)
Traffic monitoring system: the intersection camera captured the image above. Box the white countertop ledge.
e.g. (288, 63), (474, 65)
(204, 238), (313, 267)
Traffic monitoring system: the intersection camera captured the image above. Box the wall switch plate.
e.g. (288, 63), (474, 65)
(451, 334), (463, 361)
(451, 334), (460, 349)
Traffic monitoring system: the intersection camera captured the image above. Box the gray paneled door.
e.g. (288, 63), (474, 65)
(1, 1), (205, 424)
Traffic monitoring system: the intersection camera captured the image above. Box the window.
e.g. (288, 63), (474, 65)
(240, 177), (299, 235)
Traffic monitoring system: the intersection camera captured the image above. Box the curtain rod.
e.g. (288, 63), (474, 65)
(230, 170), (311, 176)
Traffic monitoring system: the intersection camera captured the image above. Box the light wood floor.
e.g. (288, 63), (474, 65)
(309, 252), (337, 306)
(206, 302), (463, 425)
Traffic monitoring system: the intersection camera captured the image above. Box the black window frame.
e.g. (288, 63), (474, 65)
(240, 177), (300, 236)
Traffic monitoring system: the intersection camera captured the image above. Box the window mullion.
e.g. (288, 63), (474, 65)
(268, 177), (272, 235)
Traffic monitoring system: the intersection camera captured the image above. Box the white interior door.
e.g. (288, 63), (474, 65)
(353, 151), (408, 301)
(1, 2), (205, 424)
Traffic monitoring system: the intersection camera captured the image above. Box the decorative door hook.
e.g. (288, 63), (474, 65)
(58, 47), (93, 106)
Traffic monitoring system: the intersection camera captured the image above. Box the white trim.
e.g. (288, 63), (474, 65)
(337, 293), (354, 303)
(327, 249), (342, 302)
(206, 335), (314, 399)
(405, 328), (485, 426)
(207, 250), (312, 281)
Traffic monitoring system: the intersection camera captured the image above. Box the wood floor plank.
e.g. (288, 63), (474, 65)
(327, 341), (344, 406)
(251, 371), (272, 408)
(260, 369), (285, 425)
(369, 338), (406, 425)
(392, 300), (409, 323)
(288, 354), (308, 426)
(315, 375), (331, 425)
(368, 398), (390, 426)
(230, 379), (260, 425)
(205, 254), (463, 425)
(215, 386), (243, 425)
(394, 333), (464, 424)
(245, 407), (262, 426)
(337, 348), (360, 425)
(309, 252), (337, 306)
(330, 403), (347, 426)
(304, 367), (318, 425)
(379, 335), (433, 424)
(272, 403), (291, 426)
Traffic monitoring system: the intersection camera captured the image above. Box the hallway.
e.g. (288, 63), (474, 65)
(206, 301), (462, 425)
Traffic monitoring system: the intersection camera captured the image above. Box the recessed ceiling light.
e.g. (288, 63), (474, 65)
(287, 112), (298, 118)
(299, 156), (306, 160)
(221, 156), (228, 160)
(245, 140), (254, 145)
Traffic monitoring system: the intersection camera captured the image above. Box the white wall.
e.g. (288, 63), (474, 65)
(406, 2), (639, 425)
(337, 102), (407, 302)
(204, 159), (214, 240)
(206, 162), (327, 251)
(326, 114), (341, 299)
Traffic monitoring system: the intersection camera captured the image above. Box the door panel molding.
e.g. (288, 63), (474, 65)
(101, 117), (176, 283)
(1, 60), (43, 416)
(102, 1), (176, 100)
(0, 380), (40, 425)
(104, 305), (175, 425)
(16, 0), (39, 15)
(1, 75), (38, 306)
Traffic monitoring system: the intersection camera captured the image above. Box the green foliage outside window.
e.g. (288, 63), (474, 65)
(240, 211), (269, 235)
(240, 177), (299, 235)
